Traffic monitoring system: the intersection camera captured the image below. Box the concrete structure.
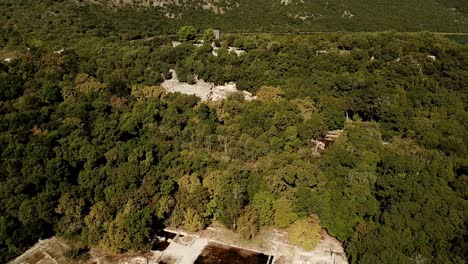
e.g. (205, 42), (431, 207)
(155, 231), (209, 264)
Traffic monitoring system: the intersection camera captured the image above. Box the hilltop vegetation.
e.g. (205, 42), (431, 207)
(0, 0), (467, 51)
(0, 0), (467, 263)
(0, 31), (467, 263)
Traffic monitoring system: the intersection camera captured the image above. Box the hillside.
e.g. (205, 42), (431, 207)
(65, 0), (468, 32)
(73, 0), (234, 14)
(0, 0), (467, 50)
(1, 30), (467, 263)
(0, 1), (467, 263)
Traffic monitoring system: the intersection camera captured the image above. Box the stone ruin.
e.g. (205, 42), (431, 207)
(311, 129), (344, 154)
(161, 69), (256, 102)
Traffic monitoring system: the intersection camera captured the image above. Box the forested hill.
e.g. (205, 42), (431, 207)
(36, 0), (468, 34)
(0, 0), (467, 263)
(1, 0), (467, 48)
(1, 31), (467, 263)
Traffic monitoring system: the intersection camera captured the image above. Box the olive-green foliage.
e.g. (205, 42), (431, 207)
(237, 207), (259, 239)
(287, 215), (321, 250)
(202, 28), (215, 44)
(273, 197), (298, 228)
(178, 26), (197, 43)
(64, 246), (89, 260)
(101, 201), (153, 253)
(0, 32), (466, 264)
(251, 191), (275, 226)
(0, 0), (467, 52)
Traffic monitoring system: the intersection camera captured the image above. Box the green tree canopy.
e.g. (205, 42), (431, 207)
(178, 26), (197, 43)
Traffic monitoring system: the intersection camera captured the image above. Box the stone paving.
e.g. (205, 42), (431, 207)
(10, 227), (347, 264)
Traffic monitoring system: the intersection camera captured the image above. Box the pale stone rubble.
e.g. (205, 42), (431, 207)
(342, 10), (354, 19)
(53, 48), (65, 54)
(172, 41), (246, 57)
(161, 69), (256, 101)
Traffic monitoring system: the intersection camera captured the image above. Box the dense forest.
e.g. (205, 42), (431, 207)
(0, 28), (467, 263)
(0, 0), (467, 50)
(0, 0), (467, 263)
